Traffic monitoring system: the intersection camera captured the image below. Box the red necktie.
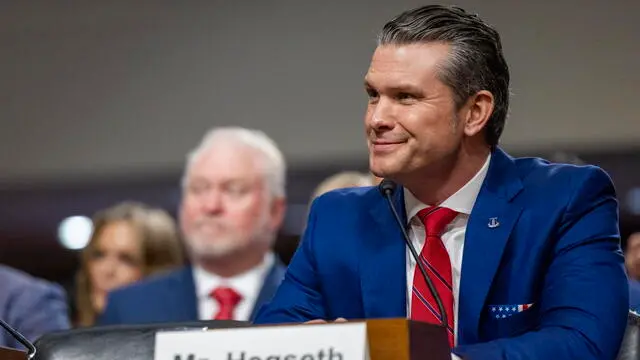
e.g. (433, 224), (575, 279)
(411, 206), (458, 347)
(210, 286), (242, 320)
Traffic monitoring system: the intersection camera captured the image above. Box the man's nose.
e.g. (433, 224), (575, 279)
(369, 97), (395, 130)
(201, 190), (224, 214)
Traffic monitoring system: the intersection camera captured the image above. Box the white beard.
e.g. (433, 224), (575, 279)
(185, 213), (273, 260)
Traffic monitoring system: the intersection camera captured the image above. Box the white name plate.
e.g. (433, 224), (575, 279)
(154, 322), (369, 360)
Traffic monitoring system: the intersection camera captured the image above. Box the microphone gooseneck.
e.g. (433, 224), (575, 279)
(377, 179), (449, 330)
(0, 318), (37, 359)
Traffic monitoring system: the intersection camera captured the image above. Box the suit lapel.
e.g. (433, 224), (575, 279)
(361, 187), (408, 318)
(249, 260), (286, 321)
(457, 148), (524, 345)
(168, 266), (199, 321)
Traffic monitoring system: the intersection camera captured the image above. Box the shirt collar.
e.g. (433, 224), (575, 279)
(404, 154), (491, 221)
(193, 252), (275, 300)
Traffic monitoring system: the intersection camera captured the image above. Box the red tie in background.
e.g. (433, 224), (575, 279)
(411, 206), (458, 347)
(210, 286), (242, 320)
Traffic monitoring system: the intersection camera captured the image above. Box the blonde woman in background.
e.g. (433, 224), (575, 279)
(74, 202), (184, 327)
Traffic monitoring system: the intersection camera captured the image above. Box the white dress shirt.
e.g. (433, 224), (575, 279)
(193, 252), (275, 321)
(405, 154), (491, 348)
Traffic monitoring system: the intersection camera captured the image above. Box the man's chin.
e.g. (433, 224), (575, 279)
(188, 241), (241, 260)
(370, 165), (399, 181)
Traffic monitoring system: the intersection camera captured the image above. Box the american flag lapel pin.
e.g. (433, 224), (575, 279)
(518, 303), (533, 312)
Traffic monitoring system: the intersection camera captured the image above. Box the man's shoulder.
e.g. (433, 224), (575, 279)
(109, 266), (191, 302)
(271, 258), (287, 276)
(511, 155), (613, 193)
(0, 265), (63, 298)
(311, 185), (380, 209)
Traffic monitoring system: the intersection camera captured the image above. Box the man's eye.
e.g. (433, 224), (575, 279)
(188, 182), (209, 195)
(226, 184), (248, 196)
(366, 88), (379, 100)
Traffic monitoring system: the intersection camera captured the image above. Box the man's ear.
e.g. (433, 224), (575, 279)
(270, 197), (287, 231)
(461, 90), (494, 137)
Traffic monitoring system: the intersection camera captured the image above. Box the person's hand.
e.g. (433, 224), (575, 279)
(304, 317), (347, 324)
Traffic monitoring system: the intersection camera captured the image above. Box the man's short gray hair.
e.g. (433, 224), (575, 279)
(181, 127), (286, 198)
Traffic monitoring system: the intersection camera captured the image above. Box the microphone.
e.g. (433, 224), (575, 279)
(378, 179), (448, 329)
(0, 319), (37, 359)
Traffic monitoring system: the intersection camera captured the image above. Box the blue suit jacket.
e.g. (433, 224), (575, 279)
(255, 148), (629, 360)
(0, 265), (70, 349)
(629, 279), (640, 313)
(98, 261), (286, 325)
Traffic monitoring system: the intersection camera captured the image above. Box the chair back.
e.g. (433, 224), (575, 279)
(617, 311), (640, 360)
(33, 320), (249, 360)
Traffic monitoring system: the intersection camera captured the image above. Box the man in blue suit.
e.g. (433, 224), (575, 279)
(255, 5), (628, 360)
(625, 233), (640, 312)
(0, 265), (70, 349)
(99, 127), (287, 324)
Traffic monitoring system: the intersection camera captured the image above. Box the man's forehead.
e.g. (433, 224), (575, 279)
(365, 43), (450, 83)
(187, 144), (263, 178)
(196, 142), (257, 162)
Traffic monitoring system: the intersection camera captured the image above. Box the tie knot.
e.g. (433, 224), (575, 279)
(210, 286), (242, 308)
(417, 206), (458, 237)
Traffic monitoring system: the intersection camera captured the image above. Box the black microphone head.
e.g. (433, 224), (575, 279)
(378, 179), (397, 196)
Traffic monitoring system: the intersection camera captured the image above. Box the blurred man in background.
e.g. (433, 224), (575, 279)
(370, 174), (383, 186)
(99, 127), (287, 324)
(625, 232), (640, 312)
(0, 265), (70, 349)
(310, 171), (372, 201)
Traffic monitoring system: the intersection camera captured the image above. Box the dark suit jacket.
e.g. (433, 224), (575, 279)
(255, 147), (628, 360)
(629, 279), (640, 313)
(98, 261), (286, 325)
(0, 265), (70, 349)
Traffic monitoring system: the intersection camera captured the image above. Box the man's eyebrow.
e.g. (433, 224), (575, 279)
(364, 82), (423, 94)
(390, 84), (423, 93)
